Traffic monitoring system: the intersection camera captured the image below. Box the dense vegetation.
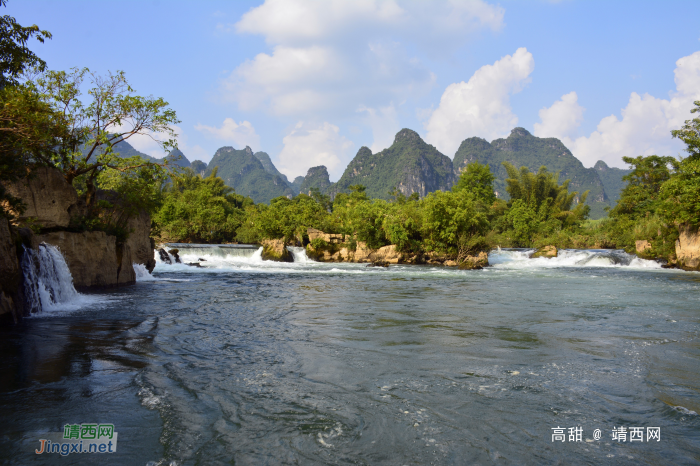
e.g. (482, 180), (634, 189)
(3, 2), (699, 268)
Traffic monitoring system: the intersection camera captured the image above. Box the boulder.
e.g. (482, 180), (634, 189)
(307, 228), (343, 244)
(36, 230), (136, 289)
(458, 252), (489, 270)
(635, 240), (651, 254)
(261, 239), (292, 262)
(126, 210), (156, 272)
(370, 245), (401, 264)
(675, 225), (700, 271)
(5, 166), (82, 228)
(531, 245), (557, 258)
(157, 248), (171, 264)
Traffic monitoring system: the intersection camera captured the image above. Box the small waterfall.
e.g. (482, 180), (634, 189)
(133, 263), (157, 281)
(287, 246), (312, 263)
(21, 243), (81, 313)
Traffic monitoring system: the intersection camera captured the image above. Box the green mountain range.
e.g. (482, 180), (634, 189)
(453, 128), (613, 218)
(198, 128), (629, 218)
(330, 129), (455, 199)
(205, 146), (294, 204)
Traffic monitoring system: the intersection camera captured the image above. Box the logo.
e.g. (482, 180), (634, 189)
(35, 424), (118, 456)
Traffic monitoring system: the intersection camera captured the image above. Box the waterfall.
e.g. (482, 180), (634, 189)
(133, 263), (157, 281)
(21, 243), (82, 313)
(287, 246), (312, 263)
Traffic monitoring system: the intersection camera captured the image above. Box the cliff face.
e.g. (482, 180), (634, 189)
(333, 129), (455, 199)
(1, 167), (155, 322)
(5, 166), (83, 228)
(35, 231), (136, 289)
(0, 218), (21, 323)
(675, 225), (700, 271)
(299, 166), (332, 195)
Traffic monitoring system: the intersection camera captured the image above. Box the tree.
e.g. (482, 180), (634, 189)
(671, 100), (700, 160)
(26, 67), (180, 210)
(452, 161), (496, 205)
(0, 0), (51, 87)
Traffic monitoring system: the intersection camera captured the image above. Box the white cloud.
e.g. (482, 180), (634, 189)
(537, 51), (700, 168)
(425, 47), (535, 156)
(277, 121), (354, 180)
(194, 118), (261, 152)
(357, 103), (400, 153)
(533, 91), (584, 140)
(222, 0), (502, 119)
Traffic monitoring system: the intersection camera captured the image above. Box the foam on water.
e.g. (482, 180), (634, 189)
(134, 263), (159, 281)
(489, 247), (662, 270)
(22, 243), (104, 314)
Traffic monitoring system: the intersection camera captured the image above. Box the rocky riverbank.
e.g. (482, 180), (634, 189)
(0, 167), (155, 323)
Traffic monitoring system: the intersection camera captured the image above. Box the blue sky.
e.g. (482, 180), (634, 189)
(10, 0), (700, 181)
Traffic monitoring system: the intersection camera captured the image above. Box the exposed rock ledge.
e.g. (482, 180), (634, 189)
(676, 225), (700, 271)
(1, 167), (155, 322)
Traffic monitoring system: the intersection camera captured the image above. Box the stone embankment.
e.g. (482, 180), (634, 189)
(1, 167), (155, 322)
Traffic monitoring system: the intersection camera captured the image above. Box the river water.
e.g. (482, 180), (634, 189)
(1, 247), (699, 465)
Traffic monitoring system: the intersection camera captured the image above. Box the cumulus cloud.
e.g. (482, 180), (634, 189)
(222, 0), (502, 118)
(425, 47), (535, 156)
(195, 118), (261, 151)
(537, 51), (700, 167)
(533, 91), (584, 140)
(357, 103), (401, 153)
(277, 121), (354, 180)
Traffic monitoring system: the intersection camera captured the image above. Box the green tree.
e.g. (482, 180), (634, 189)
(25, 67), (179, 210)
(420, 190), (488, 252)
(452, 161), (496, 205)
(0, 0), (51, 87)
(155, 168), (252, 243)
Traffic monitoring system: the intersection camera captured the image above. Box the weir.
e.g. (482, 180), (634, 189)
(164, 243), (260, 259)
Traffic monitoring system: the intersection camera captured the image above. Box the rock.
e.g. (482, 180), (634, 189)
(458, 252), (489, 270)
(352, 242), (372, 263)
(0, 218), (21, 323)
(531, 245), (557, 258)
(36, 230), (136, 289)
(5, 166), (82, 228)
(186, 262), (202, 268)
(635, 240), (652, 255)
(367, 260), (389, 267)
(675, 225), (700, 271)
(169, 249), (182, 263)
(307, 228), (343, 244)
(158, 248), (171, 264)
(371, 245), (401, 264)
(198, 258), (206, 261)
(125, 210), (156, 272)
(261, 239), (292, 262)
(444, 260), (457, 267)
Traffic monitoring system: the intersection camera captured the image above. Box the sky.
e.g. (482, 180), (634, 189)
(9, 0), (700, 181)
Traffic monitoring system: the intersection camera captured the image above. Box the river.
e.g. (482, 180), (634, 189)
(1, 247), (699, 465)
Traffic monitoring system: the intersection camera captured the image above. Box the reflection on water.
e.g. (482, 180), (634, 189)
(1, 249), (699, 465)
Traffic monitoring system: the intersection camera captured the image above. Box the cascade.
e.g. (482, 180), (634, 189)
(21, 243), (81, 313)
(286, 246), (312, 263)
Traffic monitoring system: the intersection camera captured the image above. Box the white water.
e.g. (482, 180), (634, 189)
(151, 244), (674, 279)
(489, 247), (662, 269)
(133, 263), (158, 281)
(287, 246), (311, 263)
(21, 244), (95, 313)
